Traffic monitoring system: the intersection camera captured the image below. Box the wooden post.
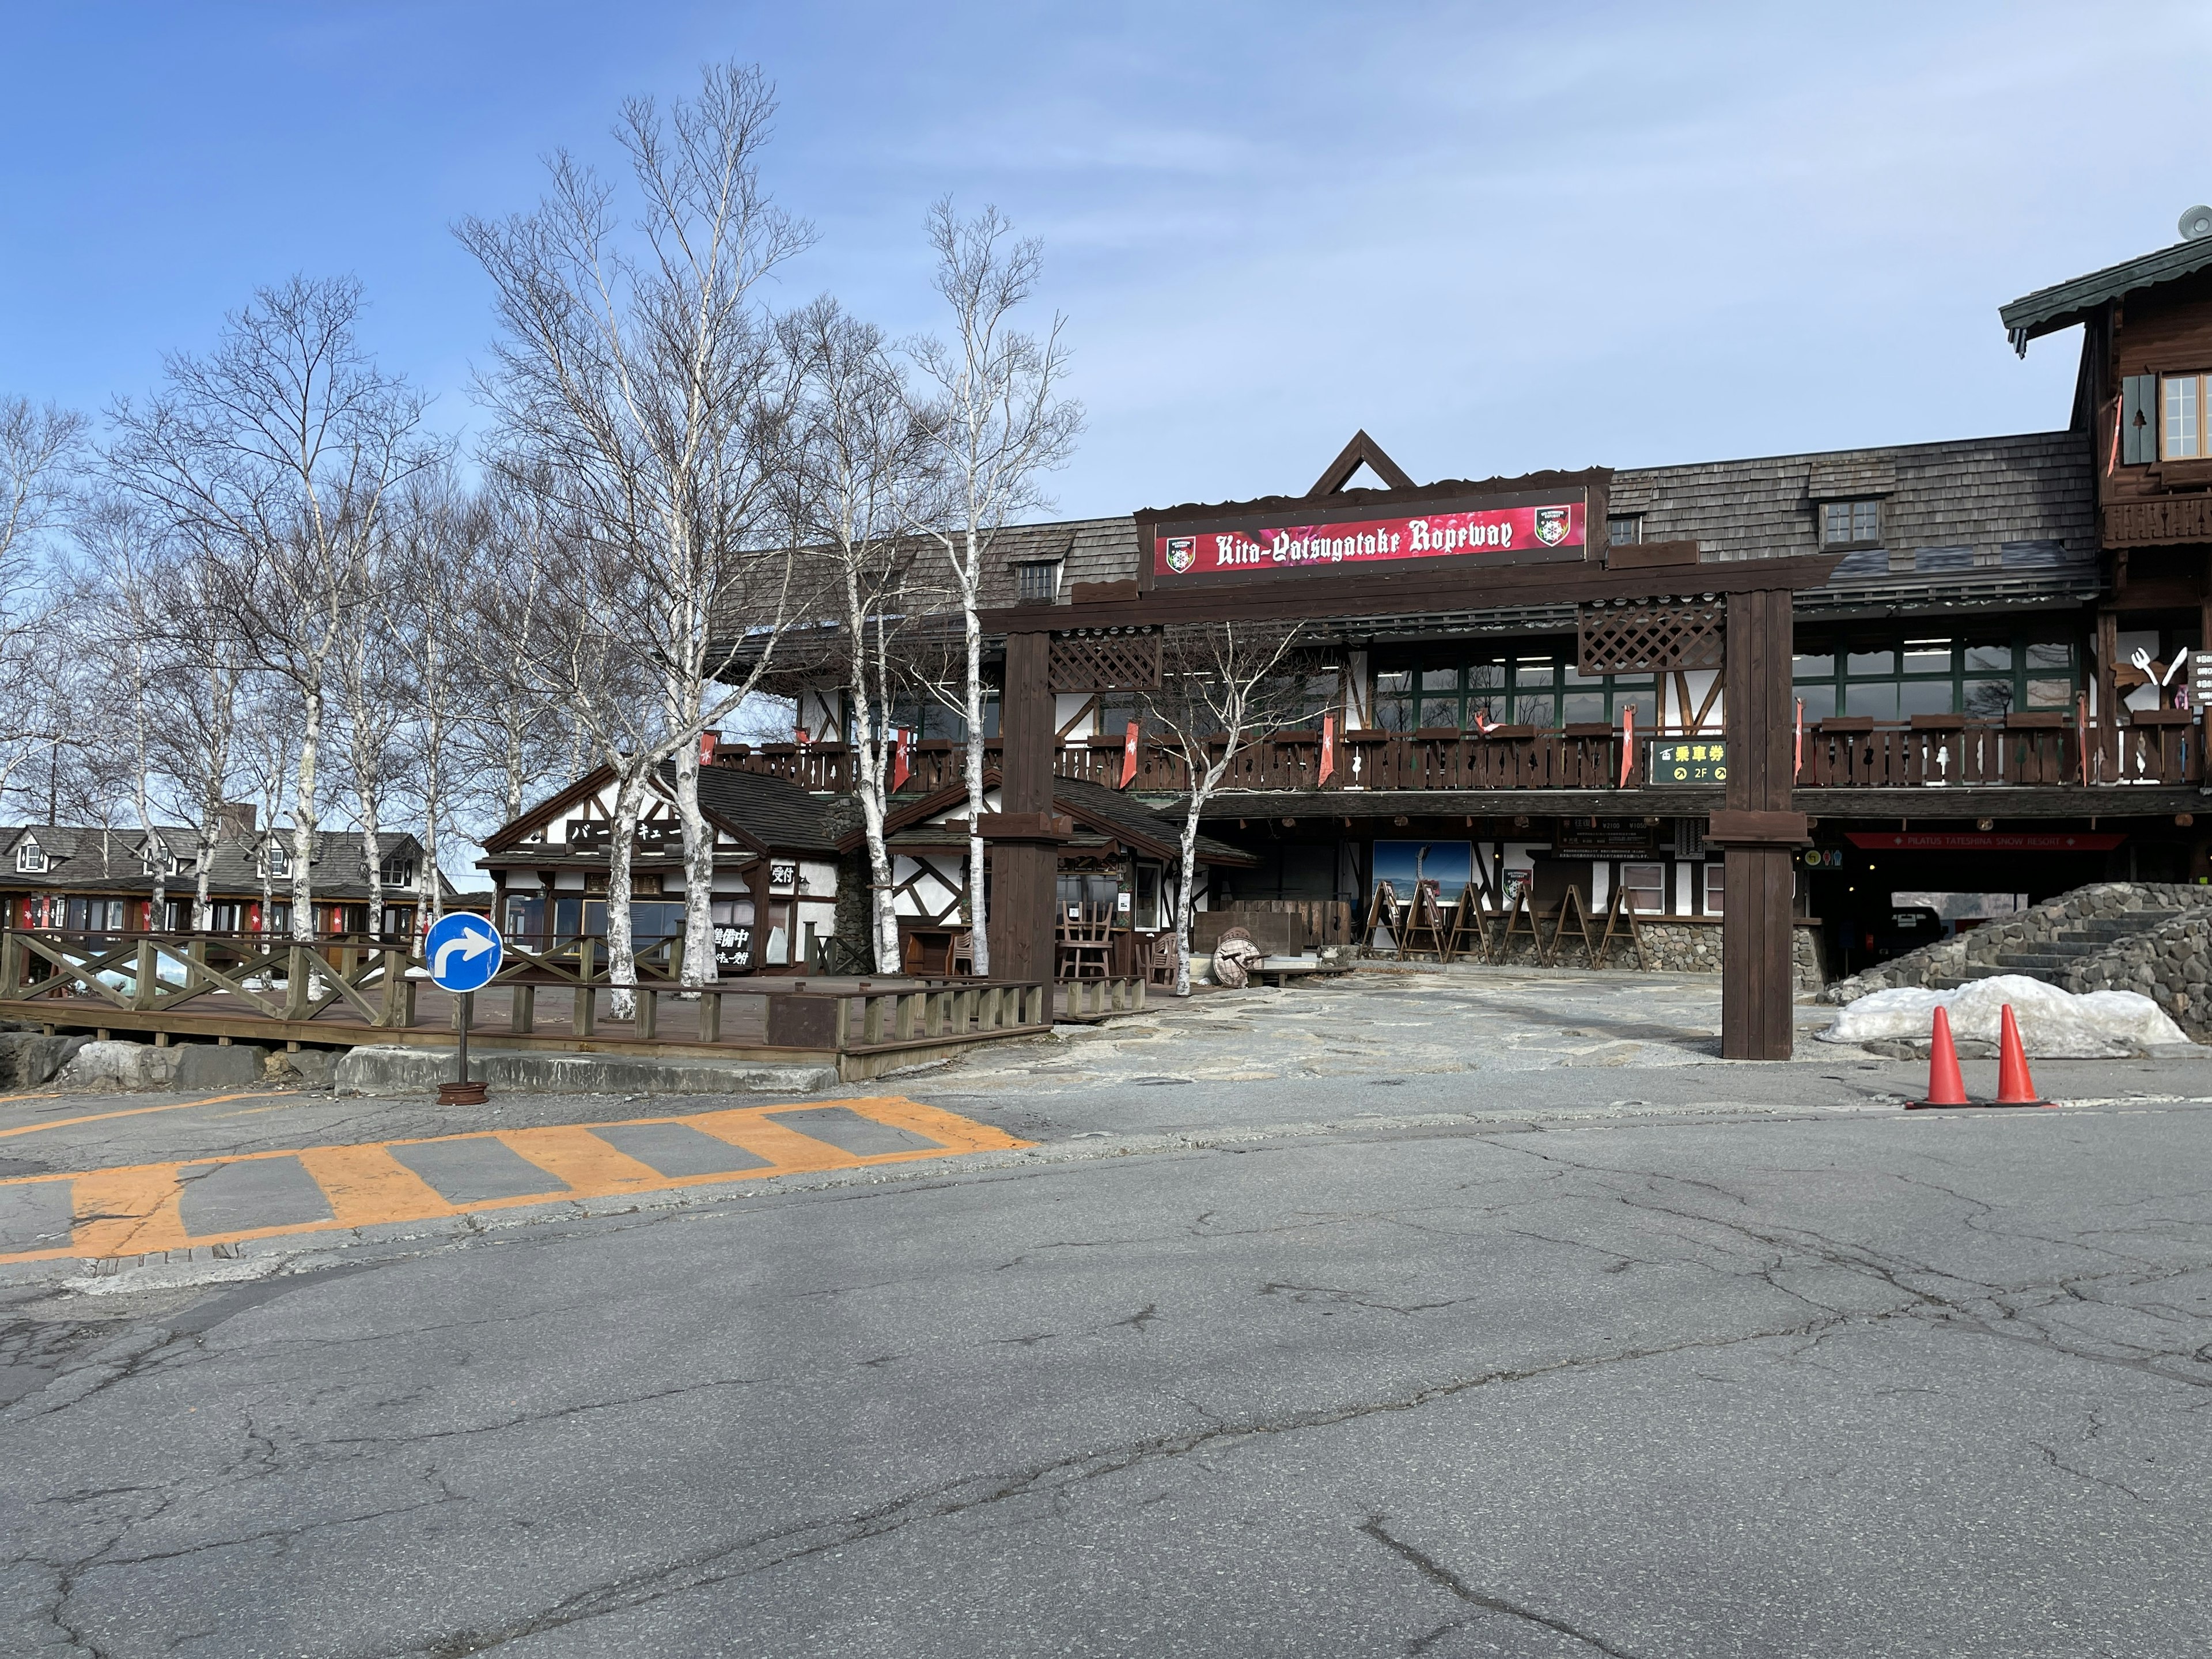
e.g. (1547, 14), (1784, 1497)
(744, 857), (769, 974)
(984, 628), (1064, 983)
(510, 983), (536, 1034)
(1714, 586), (1805, 1062)
(284, 945), (311, 1021)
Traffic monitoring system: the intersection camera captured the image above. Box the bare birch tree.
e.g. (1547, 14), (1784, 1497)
(1139, 622), (1323, 995)
(459, 60), (813, 995)
(147, 537), (245, 930)
(71, 496), (180, 924)
(907, 200), (1082, 975)
(107, 276), (441, 940)
(785, 297), (934, 974)
(0, 399), (85, 811)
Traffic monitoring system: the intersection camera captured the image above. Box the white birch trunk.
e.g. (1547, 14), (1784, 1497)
(1173, 753), (1227, 998)
(674, 737), (716, 990)
(605, 766), (643, 1021)
(959, 535), (990, 976)
(361, 820), (382, 941)
(291, 687), (321, 940)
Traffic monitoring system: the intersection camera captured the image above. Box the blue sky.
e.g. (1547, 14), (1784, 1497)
(3, 2), (2207, 518)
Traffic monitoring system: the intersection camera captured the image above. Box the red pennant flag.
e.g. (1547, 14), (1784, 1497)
(892, 728), (911, 790)
(1120, 721), (1140, 788)
(1793, 698), (1803, 781)
(1619, 703), (1635, 788)
(1320, 713), (1336, 783)
(698, 729), (719, 767)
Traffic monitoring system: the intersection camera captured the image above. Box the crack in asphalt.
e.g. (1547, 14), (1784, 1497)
(332, 1312), (1859, 1656)
(1361, 1514), (1642, 1658)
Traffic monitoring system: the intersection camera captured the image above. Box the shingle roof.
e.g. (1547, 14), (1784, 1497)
(1999, 234), (2212, 348)
(1050, 775), (1255, 865)
(685, 763), (844, 856)
(0, 824), (446, 900)
(919, 430), (2095, 615)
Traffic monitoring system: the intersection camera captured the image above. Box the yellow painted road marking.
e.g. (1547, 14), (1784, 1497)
(0, 1097), (1031, 1265)
(494, 1126), (668, 1195)
(69, 1165), (193, 1258)
(0, 1091), (291, 1140)
(293, 1143), (461, 1229)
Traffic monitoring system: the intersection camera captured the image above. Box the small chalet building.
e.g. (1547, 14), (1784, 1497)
(477, 760), (846, 974)
(475, 752), (1259, 978)
(1, 820), (444, 938)
(856, 772), (1256, 975)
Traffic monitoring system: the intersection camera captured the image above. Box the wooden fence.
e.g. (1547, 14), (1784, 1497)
(0, 930), (1119, 1078)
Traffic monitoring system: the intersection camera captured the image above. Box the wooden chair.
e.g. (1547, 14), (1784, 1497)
(1055, 904), (1114, 980)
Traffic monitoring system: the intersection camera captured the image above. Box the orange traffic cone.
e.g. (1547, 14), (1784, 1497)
(1994, 1004), (2048, 1107)
(1909, 1005), (1972, 1109)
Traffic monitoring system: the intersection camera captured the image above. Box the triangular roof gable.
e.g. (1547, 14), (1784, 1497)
(1306, 429), (1418, 497)
(479, 766), (770, 859)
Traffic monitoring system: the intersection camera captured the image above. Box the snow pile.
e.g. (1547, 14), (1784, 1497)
(1819, 974), (2190, 1058)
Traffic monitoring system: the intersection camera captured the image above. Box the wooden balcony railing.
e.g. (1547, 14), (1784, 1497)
(714, 713), (2202, 797)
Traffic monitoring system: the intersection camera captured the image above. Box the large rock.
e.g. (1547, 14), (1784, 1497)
(1819, 974), (2190, 1059)
(50, 1040), (267, 1092)
(0, 1031), (88, 1088)
(334, 1044), (835, 1099)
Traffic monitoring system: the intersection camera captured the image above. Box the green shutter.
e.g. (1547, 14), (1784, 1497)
(2122, 374), (2157, 465)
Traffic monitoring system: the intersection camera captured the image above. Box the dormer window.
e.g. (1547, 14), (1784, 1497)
(1821, 500), (1882, 549)
(1606, 514), (1642, 546)
(264, 841), (290, 878)
(15, 838), (47, 875)
(1015, 560), (1062, 603)
(141, 844), (182, 877)
(379, 855), (417, 887)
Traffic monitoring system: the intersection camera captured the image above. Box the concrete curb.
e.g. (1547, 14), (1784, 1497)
(333, 1043), (836, 1099)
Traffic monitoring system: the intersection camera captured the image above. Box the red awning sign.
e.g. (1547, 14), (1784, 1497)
(1841, 831), (2127, 853)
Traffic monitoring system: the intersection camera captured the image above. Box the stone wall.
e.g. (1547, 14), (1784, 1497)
(1387, 916), (1825, 994)
(2044, 908), (2212, 1042)
(1824, 882), (2212, 1006)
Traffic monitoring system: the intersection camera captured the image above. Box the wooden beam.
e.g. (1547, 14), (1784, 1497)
(981, 552), (1845, 634)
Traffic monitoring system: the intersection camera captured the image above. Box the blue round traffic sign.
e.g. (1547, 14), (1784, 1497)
(425, 912), (504, 994)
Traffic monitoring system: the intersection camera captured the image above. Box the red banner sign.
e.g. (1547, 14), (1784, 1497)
(1842, 831), (2126, 853)
(1154, 501), (1585, 579)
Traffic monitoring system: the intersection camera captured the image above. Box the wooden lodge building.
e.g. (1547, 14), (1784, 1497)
(1, 820), (446, 940)
(676, 215), (2212, 984)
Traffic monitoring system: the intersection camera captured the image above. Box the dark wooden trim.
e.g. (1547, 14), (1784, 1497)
(1306, 429), (1418, 495)
(1604, 539), (1700, 570)
(999, 551), (1843, 633)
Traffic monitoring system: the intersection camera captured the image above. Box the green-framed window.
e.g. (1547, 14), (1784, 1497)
(1791, 628), (2079, 721)
(1372, 652), (1653, 730)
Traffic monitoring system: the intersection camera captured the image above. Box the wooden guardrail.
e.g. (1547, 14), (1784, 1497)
(716, 716), (2199, 796)
(0, 931), (1097, 1068)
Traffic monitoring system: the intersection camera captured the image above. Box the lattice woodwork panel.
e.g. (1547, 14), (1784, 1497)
(1577, 599), (1724, 674)
(1050, 628), (1161, 692)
